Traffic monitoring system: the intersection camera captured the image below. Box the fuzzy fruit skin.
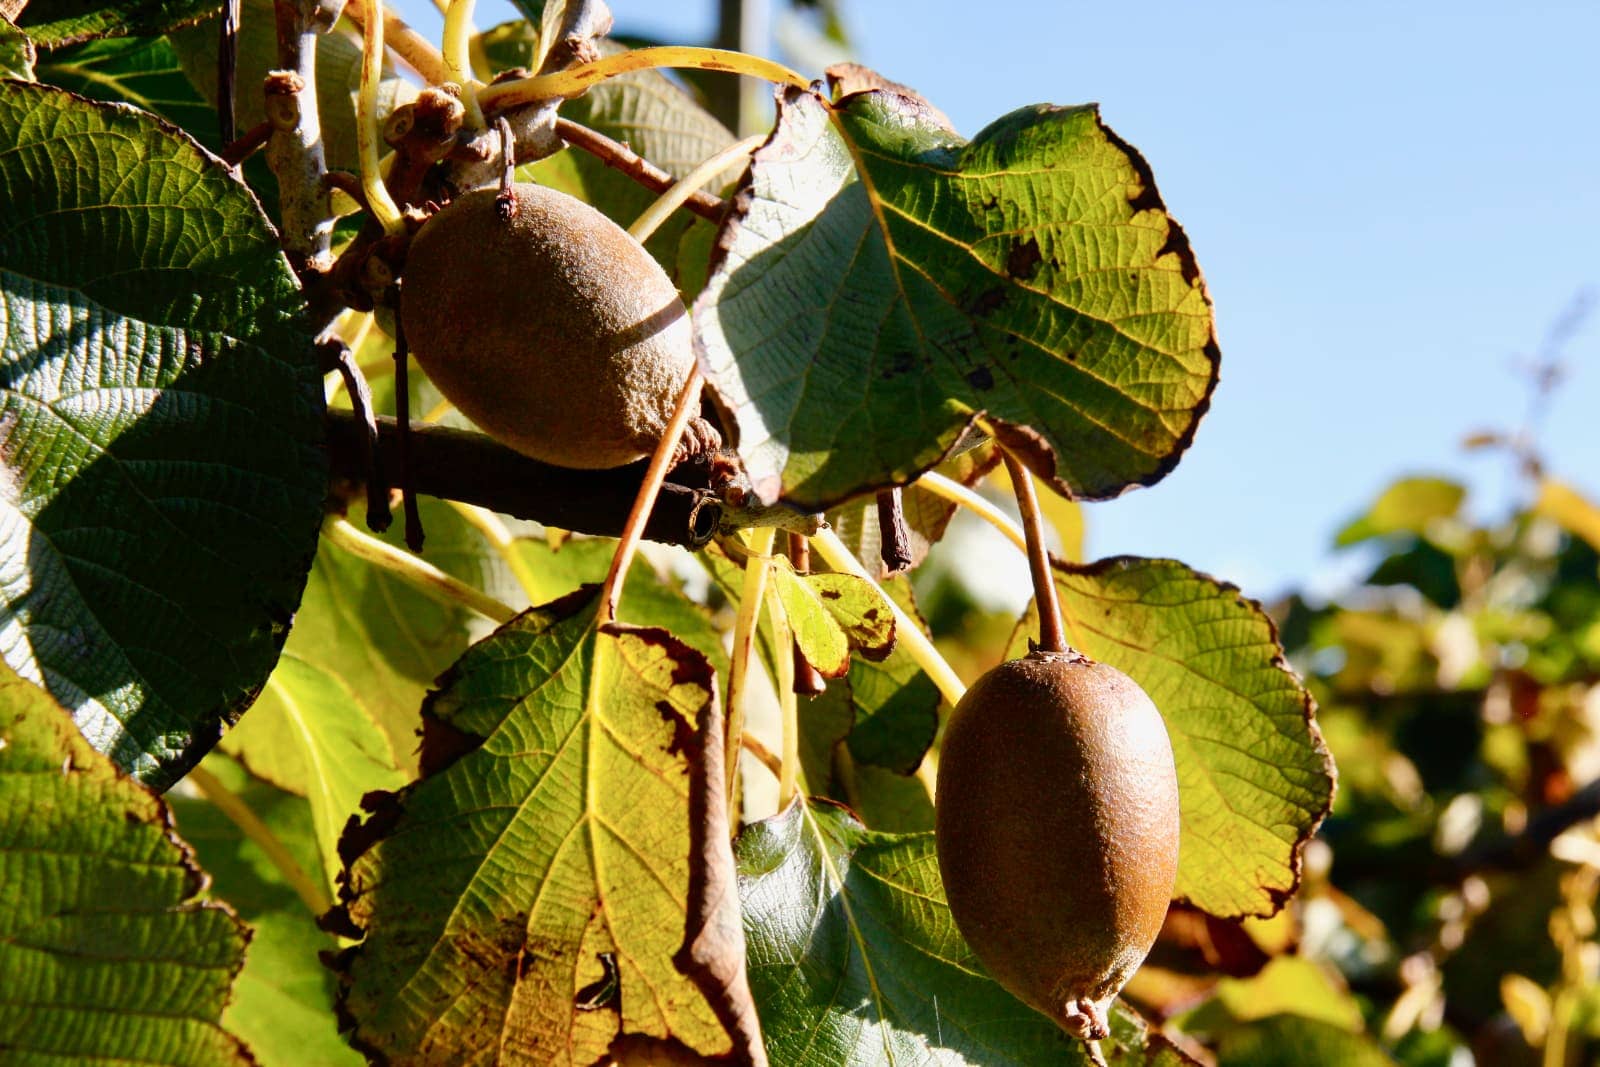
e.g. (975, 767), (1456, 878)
(400, 183), (694, 469)
(935, 649), (1180, 1040)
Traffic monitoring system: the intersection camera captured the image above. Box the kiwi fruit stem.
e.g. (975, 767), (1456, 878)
(916, 470), (1028, 554)
(321, 516), (516, 623)
(477, 47), (809, 114)
(763, 576), (801, 808)
(1001, 448), (1068, 655)
(726, 526), (777, 807)
(627, 133), (765, 243)
(597, 369), (706, 629)
(356, 0), (404, 234)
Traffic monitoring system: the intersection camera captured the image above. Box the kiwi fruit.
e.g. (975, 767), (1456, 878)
(935, 648), (1180, 1041)
(400, 183), (695, 469)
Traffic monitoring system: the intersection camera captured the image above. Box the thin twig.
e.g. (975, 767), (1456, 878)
(556, 119), (727, 224)
(391, 304), (423, 551)
(341, 0), (450, 85)
(726, 527), (776, 806)
(876, 487), (913, 575)
(916, 470), (1027, 552)
(264, 0), (334, 275)
(1002, 450), (1066, 654)
(597, 369), (705, 628)
(218, 0), (242, 147)
(221, 120), (272, 166)
(319, 337), (389, 530)
(740, 733), (782, 780)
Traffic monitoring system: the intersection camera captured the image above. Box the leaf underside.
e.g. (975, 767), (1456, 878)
(334, 588), (755, 1066)
(696, 86), (1218, 510)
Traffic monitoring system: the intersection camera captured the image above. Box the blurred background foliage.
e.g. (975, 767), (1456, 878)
(900, 354), (1600, 1064)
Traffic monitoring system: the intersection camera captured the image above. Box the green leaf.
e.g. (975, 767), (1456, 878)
(286, 499), (515, 771)
(169, 754), (363, 1067)
(219, 652), (406, 888)
(770, 556), (896, 678)
(1, 16), (35, 78)
(1214, 1014), (1392, 1067)
(18, 0), (217, 48)
(0, 82), (325, 788)
(0, 663), (252, 1064)
(35, 34), (212, 133)
(334, 587), (756, 1065)
(737, 798), (1193, 1065)
(1010, 557), (1335, 918)
(1336, 475), (1466, 547)
(696, 87), (1218, 509)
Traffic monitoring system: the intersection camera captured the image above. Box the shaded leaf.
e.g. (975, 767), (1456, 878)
(334, 587), (753, 1065)
(220, 651), (406, 888)
(1010, 557), (1334, 918)
(19, 0), (216, 48)
(697, 87), (1217, 509)
(36, 33), (212, 133)
(169, 753), (363, 1067)
(737, 797), (1193, 1065)
(1, 16), (34, 78)
(1336, 476), (1465, 547)
(0, 82), (325, 788)
(0, 663), (252, 1064)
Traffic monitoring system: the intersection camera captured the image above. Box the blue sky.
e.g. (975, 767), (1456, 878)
(396, 0), (1600, 602)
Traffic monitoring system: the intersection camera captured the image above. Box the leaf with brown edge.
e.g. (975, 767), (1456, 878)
(1009, 557), (1336, 918)
(0, 662), (252, 1065)
(330, 587), (762, 1066)
(695, 85), (1217, 510)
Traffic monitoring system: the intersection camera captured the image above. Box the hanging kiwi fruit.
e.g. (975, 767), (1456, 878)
(399, 182), (697, 471)
(934, 453), (1182, 1051)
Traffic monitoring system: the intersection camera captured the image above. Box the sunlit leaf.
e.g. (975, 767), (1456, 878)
(737, 797), (1193, 1065)
(1336, 475), (1465, 547)
(0, 663), (251, 1064)
(219, 652), (405, 888)
(1536, 478), (1600, 553)
(1, 16), (34, 78)
(770, 556), (895, 678)
(1011, 557), (1335, 917)
(0, 82), (325, 788)
(697, 86), (1217, 509)
(333, 588), (755, 1065)
(169, 754), (362, 1067)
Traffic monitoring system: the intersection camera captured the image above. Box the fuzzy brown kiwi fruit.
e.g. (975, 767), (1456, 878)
(400, 183), (695, 470)
(935, 648), (1180, 1041)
